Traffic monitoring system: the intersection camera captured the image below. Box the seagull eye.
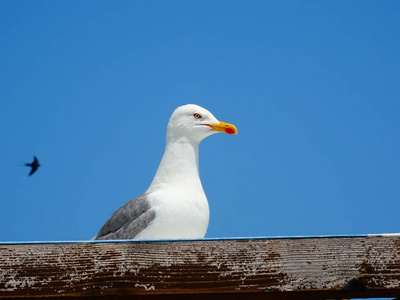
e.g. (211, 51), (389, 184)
(193, 113), (202, 119)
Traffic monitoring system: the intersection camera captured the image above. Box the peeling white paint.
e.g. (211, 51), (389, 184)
(134, 283), (156, 291)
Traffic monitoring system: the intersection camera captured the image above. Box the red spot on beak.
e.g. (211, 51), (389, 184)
(225, 128), (236, 135)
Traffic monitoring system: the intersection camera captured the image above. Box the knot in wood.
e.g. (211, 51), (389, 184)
(345, 278), (367, 291)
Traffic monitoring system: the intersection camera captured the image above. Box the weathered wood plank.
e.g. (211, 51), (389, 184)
(0, 235), (399, 299)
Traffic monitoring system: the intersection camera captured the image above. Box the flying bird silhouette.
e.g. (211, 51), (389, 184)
(25, 156), (40, 176)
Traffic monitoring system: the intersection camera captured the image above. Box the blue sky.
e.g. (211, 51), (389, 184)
(1, 1), (399, 242)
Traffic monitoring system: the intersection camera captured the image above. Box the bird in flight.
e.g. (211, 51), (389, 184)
(25, 156), (40, 176)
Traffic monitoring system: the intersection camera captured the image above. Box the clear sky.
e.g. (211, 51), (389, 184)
(1, 1), (399, 242)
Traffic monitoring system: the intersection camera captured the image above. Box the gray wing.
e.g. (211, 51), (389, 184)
(95, 194), (156, 240)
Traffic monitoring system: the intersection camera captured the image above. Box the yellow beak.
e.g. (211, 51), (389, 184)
(207, 121), (238, 135)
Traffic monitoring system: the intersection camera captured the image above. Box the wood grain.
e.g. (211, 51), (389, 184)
(1, 235), (399, 299)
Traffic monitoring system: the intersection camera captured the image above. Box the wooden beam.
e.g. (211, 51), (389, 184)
(0, 235), (399, 299)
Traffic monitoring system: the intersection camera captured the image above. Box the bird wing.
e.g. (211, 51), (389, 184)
(95, 194), (156, 240)
(33, 156), (39, 164)
(28, 165), (38, 176)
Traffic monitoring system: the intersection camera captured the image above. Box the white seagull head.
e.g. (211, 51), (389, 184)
(167, 104), (237, 144)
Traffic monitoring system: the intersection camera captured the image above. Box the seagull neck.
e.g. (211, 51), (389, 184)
(147, 137), (202, 192)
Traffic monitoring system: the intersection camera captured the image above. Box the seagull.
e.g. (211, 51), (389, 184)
(25, 156), (40, 176)
(94, 104), (237, 240)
